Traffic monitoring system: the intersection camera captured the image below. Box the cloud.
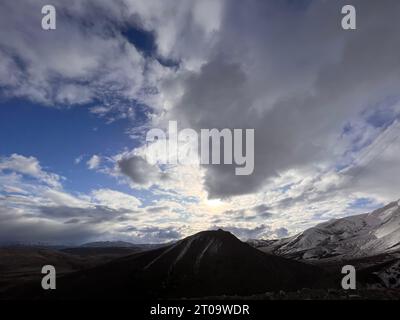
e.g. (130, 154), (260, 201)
(0, 184), (144, 244)
(117, 155), (169, 187)
(274, 227), (289, 238)
(0, 154), (62, 188)
(252, 204), (270, 214)
(0, 205), (98, 245)
(91, 188), (142, 210)
(0, 0), (168, 116)
(38, 205), (130, 223)
(41, 189), (88, 207)
(146, 206), (170, 213)
(119, 225), (183, 243)
(0, 152), (198, 244)
(210, 224), (271, 240)
(155, 0), (400, 202)
(87, 155), (101, 170)
(74, 155), (84, 164)
(223, 204), (273, 221)
(0, 155), (150, 243)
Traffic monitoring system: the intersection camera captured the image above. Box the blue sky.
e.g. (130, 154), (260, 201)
(0, 98), (135, 193)
(1, 0), (400, 244)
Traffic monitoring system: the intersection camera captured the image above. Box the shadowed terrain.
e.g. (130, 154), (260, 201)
(0, 245), (142, 296)
(1, 221), (399, 300)
(3, 230), (328, 300)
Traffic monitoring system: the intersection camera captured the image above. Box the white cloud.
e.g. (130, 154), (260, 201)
(0, 154), (62, 188)
(91, 188), (141, 210)
(87, 155), (101, 170)
(41, 189), (88, 208)
(0, 154), (164, 243)
(0, 0), (168, 114)
(74, 155), (83, 164)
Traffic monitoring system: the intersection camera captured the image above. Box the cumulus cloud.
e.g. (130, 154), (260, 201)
(0, 154), (62, 188)
(117, 155), (169, 187)
(0, 0), (169, 117)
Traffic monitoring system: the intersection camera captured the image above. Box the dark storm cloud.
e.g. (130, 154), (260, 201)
(38, 205), (131, 223)
(169, 0), (400, 199)
(0, 206), (99, 244)
(118, 156), (169, 186)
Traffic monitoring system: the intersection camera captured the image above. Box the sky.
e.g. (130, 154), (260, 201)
(1, 0), (400, 244)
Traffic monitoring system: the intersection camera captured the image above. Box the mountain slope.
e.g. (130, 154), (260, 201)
(27, 229), (326, 299)
(258, 201), (400, 262)
(0, 247), (101, 295)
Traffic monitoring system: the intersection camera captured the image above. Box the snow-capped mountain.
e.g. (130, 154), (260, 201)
(258, 201), (400, 261)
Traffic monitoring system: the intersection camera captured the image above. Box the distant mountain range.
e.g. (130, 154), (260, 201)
(80, 240), (169, 250)
(80, 241), (138, 248)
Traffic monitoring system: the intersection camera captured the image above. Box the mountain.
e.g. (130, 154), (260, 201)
(246, 239), (275, 248)
(80, 241), (138, 248)
(79, 241), (170, 251)
(0, 242), (70, 249)
(25, 229), (326, 299)
(61, 241), (169, 257)
(257, 201), (400, 262)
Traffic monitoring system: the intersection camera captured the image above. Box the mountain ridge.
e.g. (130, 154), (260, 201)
(255, 201), (400, 262)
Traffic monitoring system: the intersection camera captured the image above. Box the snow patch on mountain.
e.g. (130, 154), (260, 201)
(257, 201), (400, 261)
